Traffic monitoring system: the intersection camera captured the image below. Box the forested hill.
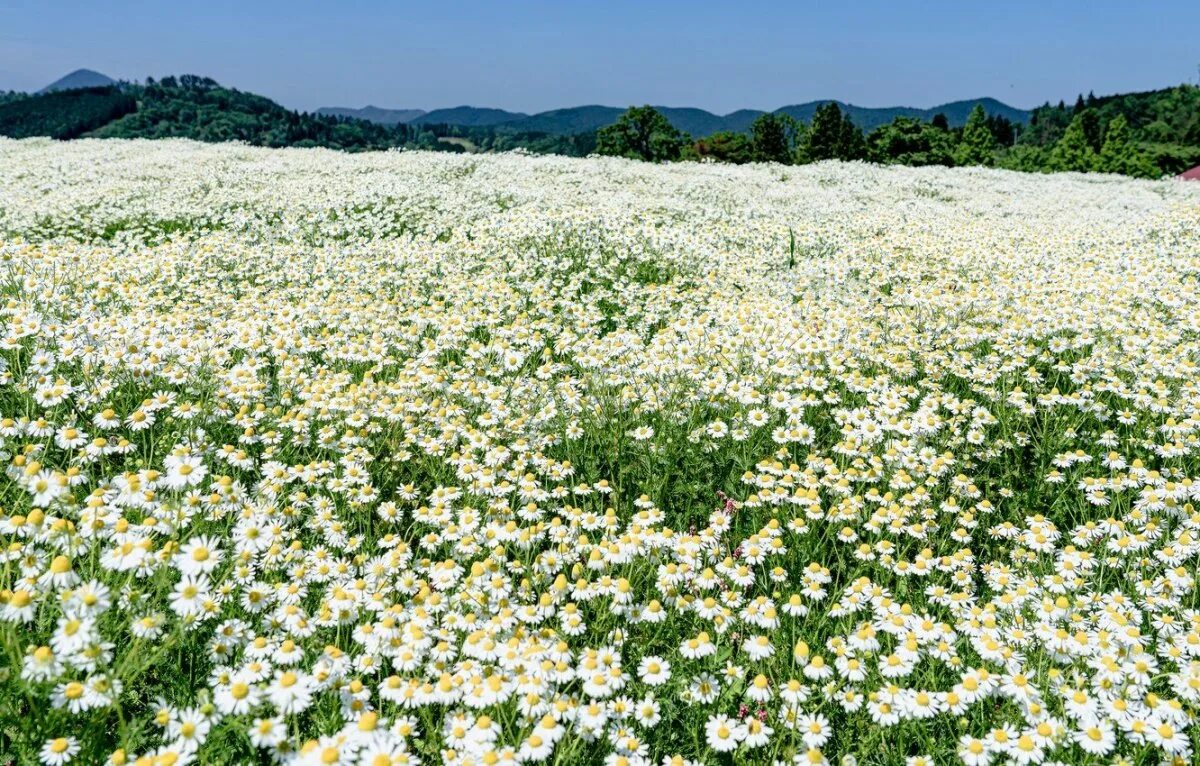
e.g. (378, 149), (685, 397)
(0, 77), (454, 151)
(1, 74), (1198, 176)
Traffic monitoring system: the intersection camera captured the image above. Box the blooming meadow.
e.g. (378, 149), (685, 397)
(2, 137), (1200, 765)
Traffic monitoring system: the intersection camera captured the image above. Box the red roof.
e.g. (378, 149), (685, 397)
(1180, 165), (1200, 180)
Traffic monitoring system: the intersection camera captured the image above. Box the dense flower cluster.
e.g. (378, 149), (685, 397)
(2, 137), (1200, 765)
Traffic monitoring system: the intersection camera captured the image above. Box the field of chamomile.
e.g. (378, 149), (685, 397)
(3, 137), (1200, 766)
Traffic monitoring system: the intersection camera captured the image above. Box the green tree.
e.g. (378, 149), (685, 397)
(686, 131), (753, 163)
(1097, 115), (1157, 177)
(595, 106), (686, 162)
(806, 102), (846, 161)
(955, 104), (996, 166)
(867, 117), (955, 166)
(837, 113), (866, 160)
(1078, 109), (1103, 153)
(1049, 113), (1098, 172)
(750, 113), (798, 164)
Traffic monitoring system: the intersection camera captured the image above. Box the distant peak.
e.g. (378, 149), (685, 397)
(40, 69), (116, 93)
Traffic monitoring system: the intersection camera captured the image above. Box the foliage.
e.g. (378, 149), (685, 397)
(868, 117), (955, 166)
(955, 104), (997, 166)
(994, 143), (1052, 173)
(684, 130), (754, 163)
(0, 86), (136, 139)
(1021, 84), (1200, 174)
(749, 113), (802, 164)
(91, 76), (409, 150)
(1049, 113), (1098, 172)
(2, 77), (1198, 178)
(0, 76), (598, 158)
(805, 102), (865, 162)
(595, 105), (688, 162)
(1096, 115), (1158, 178)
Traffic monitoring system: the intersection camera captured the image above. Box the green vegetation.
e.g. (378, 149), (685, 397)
(954, 104), (996, 166)
(684, 130), (753, 163)
(595, 105), (687, 161)
(2, 75), (1198, 177)
(0, 76), (596, 157)
(0, 86), (135, 139)
(998, 85), (1200, 176)
(805, 102), (867, 162)
(866, 117), (955, 167)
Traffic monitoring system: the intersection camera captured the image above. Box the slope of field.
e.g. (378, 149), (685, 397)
(2, 138), (1200, 765)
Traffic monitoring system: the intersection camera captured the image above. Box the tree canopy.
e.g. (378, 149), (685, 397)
(595, 106), (688, 162)
(2, 77), (1197, 178)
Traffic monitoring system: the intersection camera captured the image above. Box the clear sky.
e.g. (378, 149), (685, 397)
(2, 1), (1197, 114)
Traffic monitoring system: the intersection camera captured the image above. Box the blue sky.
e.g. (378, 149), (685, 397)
(2, 1), (1197, 113)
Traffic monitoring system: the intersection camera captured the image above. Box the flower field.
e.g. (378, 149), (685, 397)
(3, 137), (1200, 765)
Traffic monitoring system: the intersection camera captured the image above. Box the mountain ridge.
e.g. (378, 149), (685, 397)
(316, 105), (426, 125)
(32, 70), (1029, 136)
(317, 98), (1032, 136)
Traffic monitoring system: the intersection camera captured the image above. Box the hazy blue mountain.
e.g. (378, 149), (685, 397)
(503, 105), (625, 134)
(718, 109), (771, 134)
(41, 69), (116, 93)
(655, 107), (757, 137)
(316, 106), (426, 124)
(342, 99), (1030, 136)
(411, 106), (528, 126)
(922, 97), (1030, 126)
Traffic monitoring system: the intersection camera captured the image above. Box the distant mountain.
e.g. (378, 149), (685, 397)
(926, 97), (1029, 126)
(316, 106), (426, 125)
(41, 69), (116, 93)
(339, 99), (1029, 136)
(411, 106), (528, 127)
(503, 105), (624, 134)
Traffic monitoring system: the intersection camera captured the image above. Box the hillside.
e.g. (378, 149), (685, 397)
(1011, 85), (1200, 174)
(411, 106), (528, 126)
(0, 86), (135, 139)
(40, 68), (115, 93)
(343, 99), (1030, 136)
(316, 105), (426, 124)
(86, 76), (418, 150)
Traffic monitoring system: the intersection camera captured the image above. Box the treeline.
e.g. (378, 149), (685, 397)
(0, 77), (593, 156)
(596, 92), (1194, 178)
(1005, 87), (1200, 175)
(0, 86), (136, 139)
(2, 76), (1197, 177)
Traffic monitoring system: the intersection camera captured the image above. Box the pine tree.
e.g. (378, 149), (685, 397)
(750, 113), (794, 164)
(955, 104), (996, 166)
(806, 103), (845, 161)
(1078, 109), (1102, 153)
(1097, 115), (1157, 178)
(837, 112), (866, 160)
(1049, 113), (1097, 172)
